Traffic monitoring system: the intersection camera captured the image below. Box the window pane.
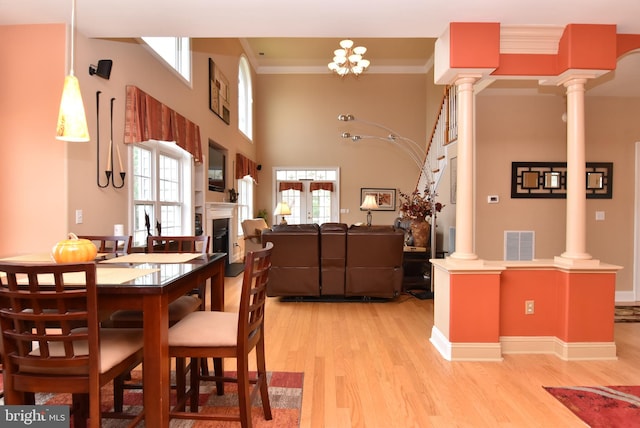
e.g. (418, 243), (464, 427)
(161, 204), (182, 235)
(312, 189), (331, 224)
(159, 154), (180, 202)
(133, 204), (154, 247)
(133, 147), (152, 201)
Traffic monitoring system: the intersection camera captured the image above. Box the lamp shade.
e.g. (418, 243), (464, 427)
(360, 194), (379, 210)
(274, 202), (292, 216)
(55, 74), (90, 142)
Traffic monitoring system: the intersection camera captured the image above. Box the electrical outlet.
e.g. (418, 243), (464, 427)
(525, 300), (535, 315)
(75, 209), (83, 224)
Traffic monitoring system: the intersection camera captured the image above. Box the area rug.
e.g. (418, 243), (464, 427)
(614, 306), (640, 322)
(544, 385), (640, 427)
(3, 371), (303, 428)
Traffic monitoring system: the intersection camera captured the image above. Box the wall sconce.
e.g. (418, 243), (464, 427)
(89, 59), (113, 80)
(359, 194), (379, 226)
(96, 92), (125, 188)
(274, 202), (291, 225)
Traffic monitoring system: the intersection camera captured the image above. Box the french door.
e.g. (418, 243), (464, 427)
(274, 168), (340, 225)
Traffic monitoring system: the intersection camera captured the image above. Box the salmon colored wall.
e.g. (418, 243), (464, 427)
(499, 269), (559, 336)
(449, 273), (501, 342)
(448, 22), (500, 69)
(447, 267), (616, 347)
(0, 25), (68, 256)
(558, 271), (616, 342)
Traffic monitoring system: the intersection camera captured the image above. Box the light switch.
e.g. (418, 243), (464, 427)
(595, 211), (605, 221)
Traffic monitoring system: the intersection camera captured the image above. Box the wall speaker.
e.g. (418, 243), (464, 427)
(89, 59), (113, 79)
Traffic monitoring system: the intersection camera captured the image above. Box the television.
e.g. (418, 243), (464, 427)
(208, 143), (226, 192)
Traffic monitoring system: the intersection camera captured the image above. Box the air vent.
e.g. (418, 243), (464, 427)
(504, 231), (534, 261)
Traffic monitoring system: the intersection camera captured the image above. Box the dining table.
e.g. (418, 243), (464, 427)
(0, 251), (227, 428)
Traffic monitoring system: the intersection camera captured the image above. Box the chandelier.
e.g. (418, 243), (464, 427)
(328, 39), (370, 76)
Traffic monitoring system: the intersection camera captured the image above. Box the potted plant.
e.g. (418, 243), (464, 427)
(398, 189), (444, 247)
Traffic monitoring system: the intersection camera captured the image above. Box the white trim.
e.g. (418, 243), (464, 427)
(430, 329), (618, 361)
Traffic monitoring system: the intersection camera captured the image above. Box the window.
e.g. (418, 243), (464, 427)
(274, 168), (340, 225)
(142, 37), (191, 83)
(238, 56), (253, 140)
(236, 176), (254, 236)
(131, 140), (193, 247)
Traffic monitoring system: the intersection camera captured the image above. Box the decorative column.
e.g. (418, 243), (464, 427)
(450, 75), (480, 261)
(558, 77), (593, 262)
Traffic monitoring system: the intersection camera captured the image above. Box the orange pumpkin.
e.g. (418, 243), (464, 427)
(51, 233), (98, 263)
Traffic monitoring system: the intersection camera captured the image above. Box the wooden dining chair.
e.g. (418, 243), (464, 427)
(108, 235), (212, 409)
(108, 235), (210, 328)
(77, 235), (132, 257)
(167, 242), (274, 428)
(0, 262), (144, 428)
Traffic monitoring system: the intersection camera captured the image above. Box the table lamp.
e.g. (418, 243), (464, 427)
(360, 194), (379, 226)
(274, 201), (292, 225)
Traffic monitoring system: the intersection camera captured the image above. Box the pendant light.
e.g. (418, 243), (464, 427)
(55, 0), (90, 142)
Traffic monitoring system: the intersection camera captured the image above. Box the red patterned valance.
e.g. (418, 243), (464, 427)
(235, 153), (259, 183)
(278, 182), (303, 192)
(124, 85), (203, 163)
(310, 182), (334, 192)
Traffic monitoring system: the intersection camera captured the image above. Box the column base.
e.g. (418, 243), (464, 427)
(554, 255), (601, 267)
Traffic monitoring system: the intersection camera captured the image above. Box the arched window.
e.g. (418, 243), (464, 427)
(238, 56), (253, 140)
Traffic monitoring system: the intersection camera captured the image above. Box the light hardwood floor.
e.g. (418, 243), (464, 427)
(221, 276), (640, 427)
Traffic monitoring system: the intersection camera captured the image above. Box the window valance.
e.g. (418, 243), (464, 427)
(235, 153), (259, 183)
(278, 182), (304, 192)
(124, 85), (203, 163)
(310, 182), (334, 192)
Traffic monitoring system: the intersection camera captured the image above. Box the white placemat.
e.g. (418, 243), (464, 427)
(99, 253), (202, 264)
(12, 268), (160, 285)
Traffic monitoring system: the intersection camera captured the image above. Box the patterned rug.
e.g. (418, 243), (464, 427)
(544, 385), (640, 427)
(2, 371), (303, 427)
(614, 306), (640, 322)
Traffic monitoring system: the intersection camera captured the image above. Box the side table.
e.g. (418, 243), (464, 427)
(402, 246), (432, 298)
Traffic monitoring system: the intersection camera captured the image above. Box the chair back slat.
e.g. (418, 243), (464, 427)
(78, 235), (132, 256)
(0, 262), (97, 375)
(148, 235), (210, 254)
(238, 242), (273, 350)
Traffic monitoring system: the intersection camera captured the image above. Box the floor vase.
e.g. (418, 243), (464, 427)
(410, 219), (430, 248)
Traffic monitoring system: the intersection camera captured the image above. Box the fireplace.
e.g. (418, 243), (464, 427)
(212, 218), (229, 267)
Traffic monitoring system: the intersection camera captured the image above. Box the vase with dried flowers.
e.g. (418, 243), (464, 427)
(398, 189), (444, 248)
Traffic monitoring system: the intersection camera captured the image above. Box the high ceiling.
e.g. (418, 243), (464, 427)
(2, 0), (640, 96)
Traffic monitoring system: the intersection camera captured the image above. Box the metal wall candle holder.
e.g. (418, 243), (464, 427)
(96, 91), (126, 188)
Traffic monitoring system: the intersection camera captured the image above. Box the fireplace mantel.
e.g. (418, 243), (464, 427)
(206, 202), (236, 220)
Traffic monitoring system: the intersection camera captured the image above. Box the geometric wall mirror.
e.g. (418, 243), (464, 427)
(511, 161), (613, 199)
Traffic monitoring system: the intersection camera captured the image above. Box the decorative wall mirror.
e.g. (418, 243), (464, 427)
(522, 171), (539, 189)
(544, 172), (561, 189)
(511, 162), (613, 199)
(587, 172), (604, 189)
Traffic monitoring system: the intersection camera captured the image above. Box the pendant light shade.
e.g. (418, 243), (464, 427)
(56, 0), (90, 142)
(56, 72), (90, 142)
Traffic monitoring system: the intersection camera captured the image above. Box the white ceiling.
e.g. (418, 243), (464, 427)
(2, 0), (640, 96)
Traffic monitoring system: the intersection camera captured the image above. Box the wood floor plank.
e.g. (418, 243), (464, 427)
(220, 276), (640, 427)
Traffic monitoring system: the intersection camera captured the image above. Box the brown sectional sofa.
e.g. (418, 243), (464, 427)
(262, 223), (404, 299)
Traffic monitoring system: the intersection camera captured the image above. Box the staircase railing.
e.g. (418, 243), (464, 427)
(417, 85), (457, 197)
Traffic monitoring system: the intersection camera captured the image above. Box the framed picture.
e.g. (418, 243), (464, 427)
(209, 58), (230, 125)
(360, 188), (396, 211)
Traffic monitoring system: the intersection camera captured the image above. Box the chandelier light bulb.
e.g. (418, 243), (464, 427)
(353, 46), (367, 55)
(340, 39), (354, 49)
